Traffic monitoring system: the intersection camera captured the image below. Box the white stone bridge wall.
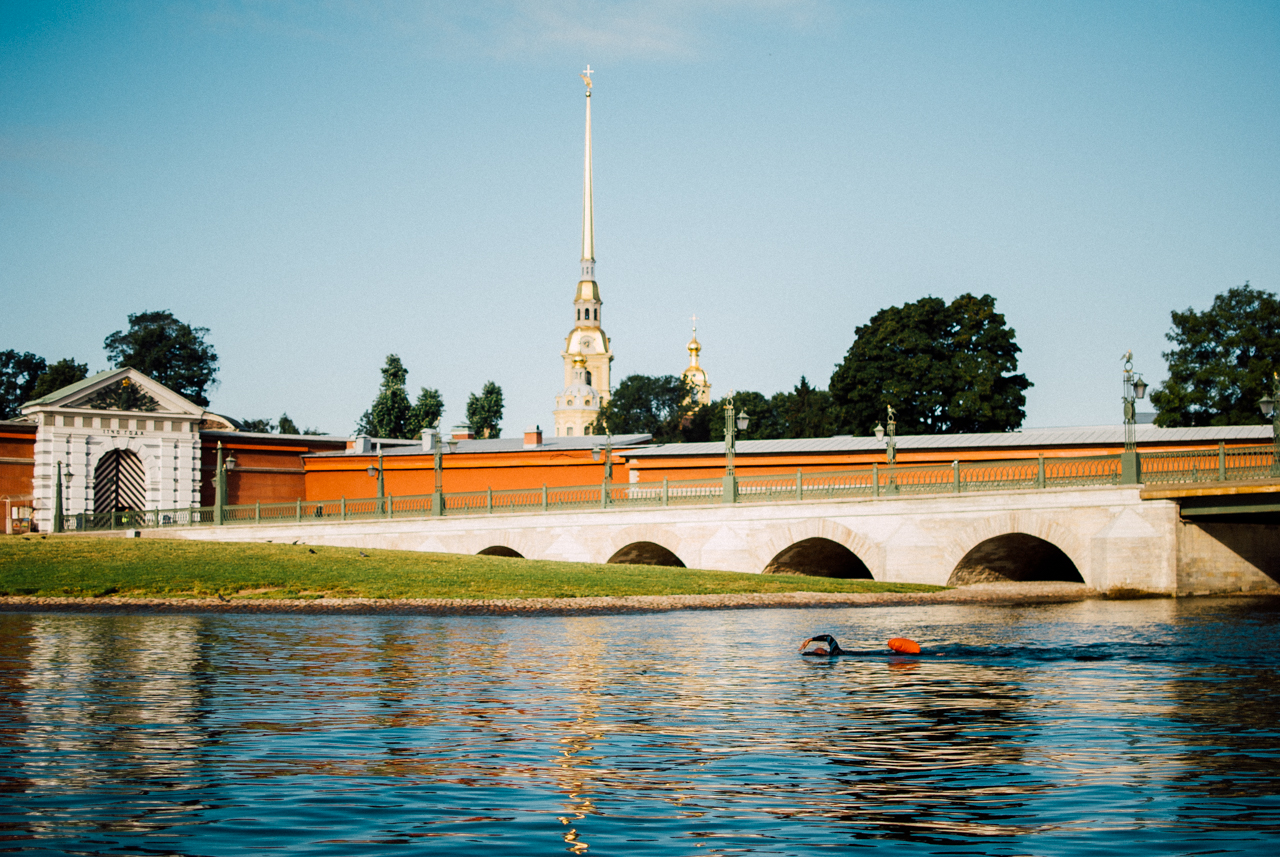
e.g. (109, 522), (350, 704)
(148, 486), (1207, 593)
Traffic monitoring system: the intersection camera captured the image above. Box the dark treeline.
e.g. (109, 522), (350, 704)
(595, 293), (1033, 443)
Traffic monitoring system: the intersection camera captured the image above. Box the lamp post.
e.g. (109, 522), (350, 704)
(1121, 351), (1148, 484)
(52, 461), (64, 534)
(431, 420), (445, 516)
(64, 465), (75, 530)
(722, 393), (750, 504)
(873, 405), (898, 495)
(592, 420), (614, 507)
(1259, 371), (1279, 476)
(214, 442), (237, 525)
(366, 445), (385, 515)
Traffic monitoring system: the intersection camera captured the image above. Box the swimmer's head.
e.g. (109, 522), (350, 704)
(800, 634), (842, 656)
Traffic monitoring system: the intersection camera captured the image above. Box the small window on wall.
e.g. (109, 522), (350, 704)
(594, 308), (598, 320)
(577, 309), (581, 320)
(585, 371), (592, 386)
(566, 426), (574, 436)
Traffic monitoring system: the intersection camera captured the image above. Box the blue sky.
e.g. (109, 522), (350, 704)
(2, 1), (1277, 435)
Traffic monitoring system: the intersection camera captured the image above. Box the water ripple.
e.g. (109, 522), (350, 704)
(1, 599), (1278, 855)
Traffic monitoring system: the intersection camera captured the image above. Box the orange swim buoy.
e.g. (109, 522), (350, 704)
(887, 637), (921, 654)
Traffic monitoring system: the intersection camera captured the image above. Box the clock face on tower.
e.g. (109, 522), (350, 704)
(579, 336), (593, 352)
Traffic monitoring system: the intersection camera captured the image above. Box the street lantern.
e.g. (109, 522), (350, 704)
(1261, 372), (1280, 476)
(737, 411), (749, 432)
(874, 406), (898, 494)
(1121, 351), (1144, 484)
(723, 393), (742, 503)
(430, 419), (448, 517)
(592, 423), (614, 503)
(367, 446), (385, 513)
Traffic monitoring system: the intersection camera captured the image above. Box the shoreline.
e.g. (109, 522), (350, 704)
(0, 582), (1145, 617)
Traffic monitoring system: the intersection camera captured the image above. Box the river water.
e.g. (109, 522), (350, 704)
(1, 598), (1278, 856)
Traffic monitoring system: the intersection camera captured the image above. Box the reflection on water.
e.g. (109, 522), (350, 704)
(1, 598), (1279, 855)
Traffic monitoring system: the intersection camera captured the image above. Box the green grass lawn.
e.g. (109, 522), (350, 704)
(0, 535), (944, 600)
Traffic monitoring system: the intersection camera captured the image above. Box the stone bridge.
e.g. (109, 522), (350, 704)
(150, 483), (1280, 595)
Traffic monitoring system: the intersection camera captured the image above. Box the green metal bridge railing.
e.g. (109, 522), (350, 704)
(61, 446), (1278, 532)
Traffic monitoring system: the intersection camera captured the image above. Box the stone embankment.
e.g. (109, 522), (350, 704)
(0, 582), (1107, 617)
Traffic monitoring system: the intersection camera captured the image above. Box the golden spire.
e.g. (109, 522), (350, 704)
(581, 66), (594, 278)
(687, 314), (702, 367)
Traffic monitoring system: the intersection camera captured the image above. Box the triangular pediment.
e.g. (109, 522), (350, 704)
(22, 368), (208, 417)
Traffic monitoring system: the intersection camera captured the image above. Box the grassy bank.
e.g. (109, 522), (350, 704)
(0, 536), (944, 600)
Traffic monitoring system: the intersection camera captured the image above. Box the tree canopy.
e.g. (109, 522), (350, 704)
(829, 293), (1031, 436)
(31, 358), (89, 401)
(357, 355), (413, 439)
(594, 376), (842, 444)
(357, 356), (444, 439)
(1150, 283), (1280, 427)
(592, 375), (695, 442)
(240, 417), (274, 433)
(407, 388), (444, 439)
(257, 413), (325, 435)
(0, 350), (46, 419)
(103, 310), (218, 407)
(466, 382), (504, 438)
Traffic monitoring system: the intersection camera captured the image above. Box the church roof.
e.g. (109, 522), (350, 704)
(22, 369), (116, 407)
(20, 366), (209, 416)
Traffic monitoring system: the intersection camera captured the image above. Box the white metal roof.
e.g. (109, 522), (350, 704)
(623, 424), (1274, 458)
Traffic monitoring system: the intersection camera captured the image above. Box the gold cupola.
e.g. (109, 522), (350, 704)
(682, 318), (712, 405)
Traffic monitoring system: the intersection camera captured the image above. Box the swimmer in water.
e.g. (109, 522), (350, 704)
(800, 634), (845, 656)
(800, 635), (922, 656)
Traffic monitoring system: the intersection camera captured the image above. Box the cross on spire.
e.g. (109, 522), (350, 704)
(691, 313), (698, 332)
(581, 66), (593, 89)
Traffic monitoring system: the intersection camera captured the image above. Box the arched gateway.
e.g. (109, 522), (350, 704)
(20, 367), (216, 532)
(93, 449), (147, 514)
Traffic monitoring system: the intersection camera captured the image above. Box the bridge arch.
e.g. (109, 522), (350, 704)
(608, 541), (686, 568)
(756, 520), (883, 579)
(478, 545), (524, 558)
(764, 537), (873, 579)
(948, 533), (1084, 584)
(942, 513), (1091, 587)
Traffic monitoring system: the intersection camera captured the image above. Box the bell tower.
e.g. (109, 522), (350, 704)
(554, 66), (614, 437)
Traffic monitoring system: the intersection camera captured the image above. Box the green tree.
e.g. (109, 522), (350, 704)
(407, 387), (444, 439)
(1151, 283), (1280, 427)
(0, 351), (47, 418)
(829, 293), (1031, 436)
(240, 417), (274, 433)
(466, 381), (504, 438)
(31, 358), (89, 401)
(357, 355), (413, 438)
(277, 413), (299, 435)
(592, 375), (695, 443)
(775, 376), (839, 438)
(103, 310), (218, 407)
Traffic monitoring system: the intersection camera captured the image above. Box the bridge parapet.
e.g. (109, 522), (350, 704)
(65, 445), (1279, 542)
